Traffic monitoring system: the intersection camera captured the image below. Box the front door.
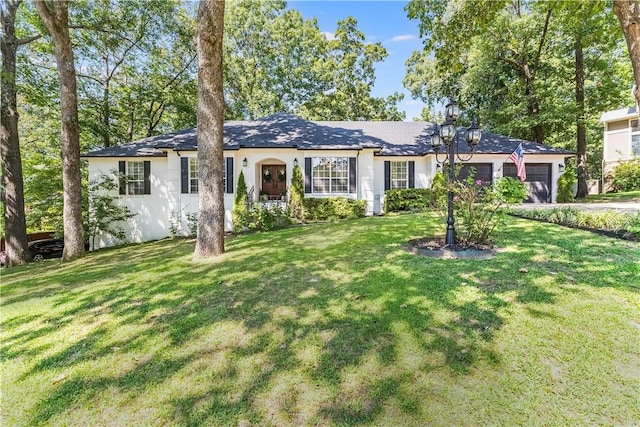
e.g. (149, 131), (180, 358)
(261, 164), (287, 199)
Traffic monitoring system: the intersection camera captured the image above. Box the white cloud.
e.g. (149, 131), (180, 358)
(389, 34), (417, 42)
(321, 31), (335, 41)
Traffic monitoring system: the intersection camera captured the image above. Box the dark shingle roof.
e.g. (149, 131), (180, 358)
(83, 113), (574, 157)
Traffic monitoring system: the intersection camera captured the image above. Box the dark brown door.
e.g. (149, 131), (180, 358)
(262, 164), (287, 199)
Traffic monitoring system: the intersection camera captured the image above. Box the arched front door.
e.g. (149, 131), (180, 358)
(261, 164), (287, 199)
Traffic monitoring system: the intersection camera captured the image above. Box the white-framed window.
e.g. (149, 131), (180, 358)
(126, 161), (145, 195)
(189, 158), (198, 193)
(311, 157), (349, 194)
(631, 119), (640, 157)
(391, 161), (408, 189)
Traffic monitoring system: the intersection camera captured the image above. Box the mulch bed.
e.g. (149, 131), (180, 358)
(407, 237), (497, 260)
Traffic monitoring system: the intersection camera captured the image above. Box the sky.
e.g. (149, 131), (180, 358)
(289, 1), (427, 121)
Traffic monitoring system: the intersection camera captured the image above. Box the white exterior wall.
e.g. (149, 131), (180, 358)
(88, 156), (172, 248)
(88, 150), (569, 249)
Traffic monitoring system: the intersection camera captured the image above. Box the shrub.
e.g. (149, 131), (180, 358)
(302, 197), (366, 221)
(557, 167), (577, 202)
(86, 174), (136, 248)
(246, 204), (292, 231)
(384, 188), (433, 212)
(453, 176), (527, 245)
(494, 177), (529, 203)
(430, 171), (447, 210)
(289, 164), (304, 221)
(612, 159), (640, 192)
(233, 171), (249, 229)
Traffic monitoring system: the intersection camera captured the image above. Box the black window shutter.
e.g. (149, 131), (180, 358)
(119, 161), (126, 195)
(304, 157), (312, 193)
(143, 161), (151, 194)
(384, 161), (390, 191)
(349, 157), (357, 193)
(181, 157), (189, 194)
(226, 157), (234, 193)
(408, 161), (415, 188)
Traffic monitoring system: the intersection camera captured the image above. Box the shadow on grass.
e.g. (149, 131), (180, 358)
(2, 213), (639, 425)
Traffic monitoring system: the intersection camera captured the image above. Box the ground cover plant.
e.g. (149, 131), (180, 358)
(512, 206), (640, 239)
(1, 213), (639, 426)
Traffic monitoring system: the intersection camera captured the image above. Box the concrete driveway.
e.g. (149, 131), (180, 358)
(518, 201), (640, 214)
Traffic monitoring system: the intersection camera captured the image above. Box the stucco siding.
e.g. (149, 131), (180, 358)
(605, 129), (631, 162)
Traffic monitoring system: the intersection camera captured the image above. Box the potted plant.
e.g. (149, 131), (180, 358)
(259, 189), (268, 202)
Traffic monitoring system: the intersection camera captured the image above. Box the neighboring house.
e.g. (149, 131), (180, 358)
(600, 105), (640, 191)
(83, 113), (572, 248)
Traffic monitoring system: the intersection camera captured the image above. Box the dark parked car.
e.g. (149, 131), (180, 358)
(28, 238), (90, 261)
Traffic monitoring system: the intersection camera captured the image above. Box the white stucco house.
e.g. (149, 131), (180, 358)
(83, 113), (573, 248)
(600, 104), (639, 191)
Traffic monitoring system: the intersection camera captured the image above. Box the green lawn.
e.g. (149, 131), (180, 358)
(582, 190), (640, 202)
(2, 213), (639, 426)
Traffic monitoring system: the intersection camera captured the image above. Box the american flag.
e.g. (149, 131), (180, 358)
(509, 143), (526, 181)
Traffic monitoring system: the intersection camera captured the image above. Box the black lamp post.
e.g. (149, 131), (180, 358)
(429, 100), (482, 246)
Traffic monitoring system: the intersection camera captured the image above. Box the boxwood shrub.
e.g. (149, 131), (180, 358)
(384, 188), (434, 212)
(302, 197), (366, 221)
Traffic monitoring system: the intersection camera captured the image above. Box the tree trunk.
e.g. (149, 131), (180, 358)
(614, 0), (640, 107)
(575, 33), (588, 199)
(194, 0), (225, 259)
(35, 0), (85, 261)
(0, 0), (30, 266)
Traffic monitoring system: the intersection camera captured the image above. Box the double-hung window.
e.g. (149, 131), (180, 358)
(631, 119), (640, 157)
(189, 158), (199, 193)
(390, 161), (408, 189)
(181, 157), (232, 194)
(119, 160), (150, 195)
(311, 157), (349, 194)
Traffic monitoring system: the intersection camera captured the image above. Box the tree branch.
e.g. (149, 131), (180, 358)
(532, 7), (553, 80)
(17, 34), (42, 45)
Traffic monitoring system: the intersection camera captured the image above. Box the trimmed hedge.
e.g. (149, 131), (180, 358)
(302, 197), (366, 221)
(384, 188), (433, 212)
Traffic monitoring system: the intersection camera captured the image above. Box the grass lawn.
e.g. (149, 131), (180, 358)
(2, 213), (639, 426)
(582, 190), (640, 202)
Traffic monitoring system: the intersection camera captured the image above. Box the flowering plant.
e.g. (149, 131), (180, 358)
(452, 175), (527, 244)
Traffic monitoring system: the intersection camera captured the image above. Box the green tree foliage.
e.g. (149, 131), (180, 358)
(405, 0), (633, 179)
(224, 0), (328, 120)
(299, 16), (405, 121)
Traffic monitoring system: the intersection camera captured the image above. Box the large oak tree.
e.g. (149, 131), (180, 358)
(194, 0), (225, 259)
(1, 0), (38, 266)
(34, 0), (84, 261)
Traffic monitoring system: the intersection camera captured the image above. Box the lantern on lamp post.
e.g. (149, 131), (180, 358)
(429, 100), (482, 246)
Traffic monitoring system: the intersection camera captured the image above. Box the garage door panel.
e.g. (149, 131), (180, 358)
(459, 163), (493, 185)
(503, 163), (551, 203)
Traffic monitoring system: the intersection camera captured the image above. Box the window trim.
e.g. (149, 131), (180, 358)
(310, 157), (350, 194)
(390, 161), (408, 190)
(119, 160), (146, 195)
(188, 157), (198, 194)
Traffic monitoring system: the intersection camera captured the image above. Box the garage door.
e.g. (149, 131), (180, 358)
(458, 163), (493, 186)
(503, 163), (551, 203)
